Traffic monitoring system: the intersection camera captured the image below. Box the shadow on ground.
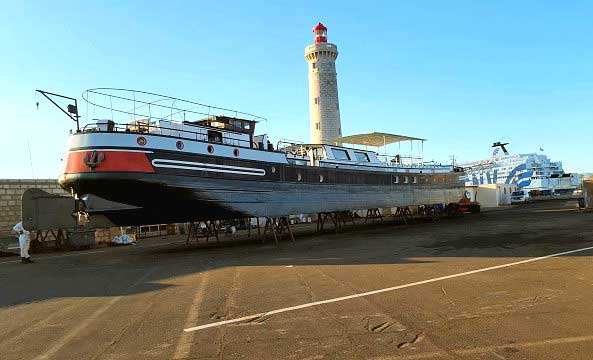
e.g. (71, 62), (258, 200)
(0, 200), (591, 308)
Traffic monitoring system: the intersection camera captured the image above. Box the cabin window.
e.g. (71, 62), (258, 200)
(394, 176), (399, 184)
(331, 148), (350, 161)
(229, 119), (240, 128)
(404, 176), (409, 184)
(207, 130), (223, 143)
(354, 151), (370, 162)
(413, 176), (417, 184)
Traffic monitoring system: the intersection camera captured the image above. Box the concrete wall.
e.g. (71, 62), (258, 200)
(0, 179), (181, 246)
(0, 179), (184, 248)
(0, 179), (68, 238)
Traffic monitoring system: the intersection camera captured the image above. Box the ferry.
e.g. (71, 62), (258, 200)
(462, 142), (579, 202)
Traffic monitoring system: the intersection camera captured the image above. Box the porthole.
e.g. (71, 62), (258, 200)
(319, 175), (324, 183)
(233, 148), (240, 157)
(297, 173), (302, 181)
(137, 136), (147, 146)
(271, 166), (276, 173)
(207, 145), (214, 154)
(176, 141), (184, 150)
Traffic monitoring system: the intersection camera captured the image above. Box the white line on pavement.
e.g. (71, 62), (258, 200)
(172, 272), (210, 359)
(183, 245), (593, 332)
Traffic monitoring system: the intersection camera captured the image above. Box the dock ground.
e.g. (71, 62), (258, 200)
(1, 200), (593, 359)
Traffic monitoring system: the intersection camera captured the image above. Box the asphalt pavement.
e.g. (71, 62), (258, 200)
(1, 200), (592, 359)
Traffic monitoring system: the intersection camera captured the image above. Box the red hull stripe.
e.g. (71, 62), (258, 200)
(65, 151), (154, 173)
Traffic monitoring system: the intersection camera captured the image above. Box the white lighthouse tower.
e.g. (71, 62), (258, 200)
(305, 22), (342, 144)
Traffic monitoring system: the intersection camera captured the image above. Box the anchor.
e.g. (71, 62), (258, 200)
(83, 150), (104, 170)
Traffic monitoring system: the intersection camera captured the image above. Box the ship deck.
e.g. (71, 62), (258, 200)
(1, 200), (593, 359)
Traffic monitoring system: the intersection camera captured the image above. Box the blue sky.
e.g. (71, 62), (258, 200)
(1, 0), (591, 178)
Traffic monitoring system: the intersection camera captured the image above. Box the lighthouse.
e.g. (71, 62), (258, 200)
(305, 22), (342, 144)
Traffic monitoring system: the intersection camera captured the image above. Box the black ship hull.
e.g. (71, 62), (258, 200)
(60, 143), (464, 225)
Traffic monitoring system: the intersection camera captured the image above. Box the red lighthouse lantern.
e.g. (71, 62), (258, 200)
(313, 22), (327, 43)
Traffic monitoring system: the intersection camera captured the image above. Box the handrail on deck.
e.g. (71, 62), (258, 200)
(82, 121), (254, 148)
(82, 88), (267, 125)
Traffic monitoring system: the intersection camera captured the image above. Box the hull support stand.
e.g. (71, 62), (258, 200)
(32, 229), (68, 250)
(418, 204), (444, 223)
(186, 221), (220, 245)
(262, 217), (294, 245)
(337, 210), (356, 229)
(394, 206), (413, 224)
(317, 211), (356, 233)
(364, 208), (383, 223)
(317, 212), (339, 233)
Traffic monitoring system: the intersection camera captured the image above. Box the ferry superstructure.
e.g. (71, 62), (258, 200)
(462, 142), (579, 195)
(48, 89), (465, 225)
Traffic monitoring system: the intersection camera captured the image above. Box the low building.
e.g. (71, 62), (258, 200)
(465, 183), (517, 208)
(584, 179), (593, 209)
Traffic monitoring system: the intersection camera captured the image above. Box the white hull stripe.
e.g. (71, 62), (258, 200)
(70, 149), (154, 154)
(151, 159), (266, 176)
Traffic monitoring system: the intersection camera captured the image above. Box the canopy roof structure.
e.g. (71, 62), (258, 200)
(331, 132), (426, 147)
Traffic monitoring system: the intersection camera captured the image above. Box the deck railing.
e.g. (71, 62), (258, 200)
(82, 88), (266, 125)
(82, 120), (255, 149)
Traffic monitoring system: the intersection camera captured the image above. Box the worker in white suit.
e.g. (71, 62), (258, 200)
(12, 222), (33, 264)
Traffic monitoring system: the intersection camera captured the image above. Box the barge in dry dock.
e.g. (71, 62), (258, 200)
(42, 89), (465, 225)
